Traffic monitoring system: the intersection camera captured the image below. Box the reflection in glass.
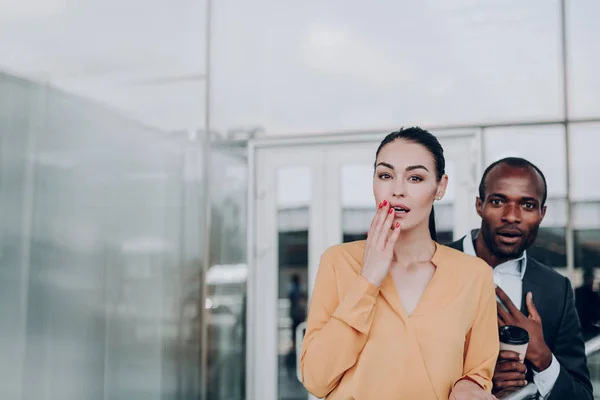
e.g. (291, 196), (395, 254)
(341, 164), (372, 243)
(433, 205), (454, 245)
(575, 230), (600, 270)
(570, 125), (600, 286)
(528, 228), (567, 268)
(0, 73), (206, 400)
(585, 353), (600, 399)
(434, 160), (455, 244)
(206, 147), (248, 400)
(277, 167), (310, 400)
(573, 201), (600, 277)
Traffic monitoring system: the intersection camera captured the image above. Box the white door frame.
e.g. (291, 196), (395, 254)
(247, 145), (327, 400)
(246, 131), (481, 400)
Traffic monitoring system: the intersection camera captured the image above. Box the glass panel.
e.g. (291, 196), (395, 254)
(0, 74), (206, 399)
(0, 0), (209, 398)
(586, 352), (600, 398)
(574, 229), (600, 270)
(434, 160), (455, 244)
(483, 125), (567, 198)
(341, 164), (372, 242)
(206, 145), (248, 400)
(573, 201), (600, 281)
(483, 125), (567, 267)
(527, 228), (567, 268)
(574, 202), (600, 231)
(277, 166), (310, 400)
(212, 0), (562, 133)
(569, 123), (600, 202)
(434, 203), (455, 245)
(570, 123), (600, 284)
(567, 1), (600, 118)
(0, 75), (43, 400)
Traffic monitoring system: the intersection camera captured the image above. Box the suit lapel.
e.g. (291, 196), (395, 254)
(520, 258), (559, 345)
(520, 259), (542, 317)
(447, 236), (465, 252)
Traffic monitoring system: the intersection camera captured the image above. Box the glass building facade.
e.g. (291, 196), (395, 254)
(1, 1), (599, 399)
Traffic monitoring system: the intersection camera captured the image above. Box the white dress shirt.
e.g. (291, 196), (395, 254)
(462, 231), (560, 399)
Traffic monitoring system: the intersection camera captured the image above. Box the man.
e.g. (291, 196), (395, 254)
(448, 157), (593, 399)
(287, 274), (306, 376)
(575, 269), (600, 341)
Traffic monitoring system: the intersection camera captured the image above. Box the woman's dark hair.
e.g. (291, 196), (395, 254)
(374, 127), (446, 241)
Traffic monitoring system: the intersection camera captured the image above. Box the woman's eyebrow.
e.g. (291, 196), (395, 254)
(375, 163), (429, 173)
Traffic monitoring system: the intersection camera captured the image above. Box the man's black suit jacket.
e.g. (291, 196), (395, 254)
(447, 236), (593, 400)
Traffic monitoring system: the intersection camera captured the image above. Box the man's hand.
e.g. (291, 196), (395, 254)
(496, 286), (553, 371)
(492, 350), (528, 393)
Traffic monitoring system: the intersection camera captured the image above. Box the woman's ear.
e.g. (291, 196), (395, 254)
(435, 175), (449, 200)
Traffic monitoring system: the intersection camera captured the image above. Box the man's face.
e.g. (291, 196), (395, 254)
(476, 164), (546, 260)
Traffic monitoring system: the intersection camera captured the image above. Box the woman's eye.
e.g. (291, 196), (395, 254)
(409, 176), (423, 182)
(378, 173), (392, 180)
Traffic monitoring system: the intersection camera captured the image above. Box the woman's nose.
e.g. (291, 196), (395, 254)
(392, 181), (407, 197)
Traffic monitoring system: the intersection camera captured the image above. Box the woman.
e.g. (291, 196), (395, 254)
(300, 127), (499, 400)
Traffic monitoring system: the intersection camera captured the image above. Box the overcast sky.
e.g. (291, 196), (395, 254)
(1, 0), (598, 204)
(0, 0), (598, 133)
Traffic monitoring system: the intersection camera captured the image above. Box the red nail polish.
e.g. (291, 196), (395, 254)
(383, 200), (387, 206)
(396, 222), (400, 228)
(389, 208), (394, 214)
(379, 202), (383, 208)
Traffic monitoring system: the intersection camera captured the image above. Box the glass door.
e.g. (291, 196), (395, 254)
(250, 146), (326, 400)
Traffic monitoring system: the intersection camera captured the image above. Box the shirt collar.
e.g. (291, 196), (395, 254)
(462, 229), (527, 280)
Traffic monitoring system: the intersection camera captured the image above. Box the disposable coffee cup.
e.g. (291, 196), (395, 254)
(499, 325), (529, 361)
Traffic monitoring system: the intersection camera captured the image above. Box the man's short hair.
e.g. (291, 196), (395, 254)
(478, 157), (548, 206)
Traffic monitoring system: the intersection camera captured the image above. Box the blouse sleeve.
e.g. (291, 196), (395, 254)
(300, 247), (379, 398)
(455, 268), (499, 392)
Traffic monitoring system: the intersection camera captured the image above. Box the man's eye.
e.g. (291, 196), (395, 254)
(524, 203), (535, 209)
(491, 199), (502, 205)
